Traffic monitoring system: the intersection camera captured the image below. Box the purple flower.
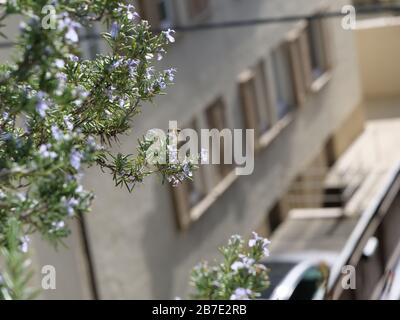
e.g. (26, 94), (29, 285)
(2, 112), (9, 121)
(119, 98), (126, 108)
(231, 261), (244, 272)
(182, 163), (193, 178)
(165, 68), (176, 82)
(146, 67), (154, 80)
(126, 5), (140, 21)
(51, 125), (63, 141)
(157, 49), (166, 61)
(20, 236), (30, 253)
(69, 54), (79, 62)
(54, 59), (65, 69)
(36, 100), (49, 118)
(230, 288), (252, 300)
(76, 86), (89, 99)
(127, 59), (139, 74)
(111, 22), (120, 39)
(111, 59), (122, 70)
(106, 86), (116, 102)
(52, 221), (65, 231)
(231, 256), (255, 272)
(168, 175), (181, 187)
(65, 197), (79, 216)
(39, 144), (57, 159)
(163, 29), (176, 43)
(62, 116), (73, 131)
(70, 149), (83, 170)
(158, 78), (167, 90)
(248, 232), (271, 257)
(66, 28), (79, 42)
(19, 21), (28, 31)
(59, 15), (81, 43)
(56, 72), (67, 82)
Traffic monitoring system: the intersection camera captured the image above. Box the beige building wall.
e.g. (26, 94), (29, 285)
(0, 0), (364, 299)
(355, 18), (400, 122)
(82, 0), (363, 299)
(356, 18), (400, 99)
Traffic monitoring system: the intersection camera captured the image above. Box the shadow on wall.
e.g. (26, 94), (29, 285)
(140, 177), (249, 299)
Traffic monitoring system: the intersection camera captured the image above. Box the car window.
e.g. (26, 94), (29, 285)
(260, 262), (296, 299)
(289, 266), (324, 300)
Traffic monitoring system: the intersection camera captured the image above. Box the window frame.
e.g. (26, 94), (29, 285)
(305, 8), (334, 92)
(171, 98), (234, 231)
(186, 0), (211, 22)
(137, 0), (177, 29)
(205, 97), (232, 179)
(270, 41), (297, 119)
(170, 119), (207, 230)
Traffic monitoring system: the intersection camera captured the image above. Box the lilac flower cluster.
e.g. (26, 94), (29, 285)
(249, 231), (271, 257)
(230, 288), (253, 300)
(58, 13), (82, 43)
(191, 234), (270, 300)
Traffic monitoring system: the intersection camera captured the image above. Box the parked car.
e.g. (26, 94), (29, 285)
(260, 251), (336, 300)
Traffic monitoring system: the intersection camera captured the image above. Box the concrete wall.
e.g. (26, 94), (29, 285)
(81, 0), (362, 299)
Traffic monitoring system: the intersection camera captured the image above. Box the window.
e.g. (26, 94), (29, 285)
(290, 267), (325, 300)
(187, 0), (210, 19)
(239, 62), (272, 145)
(206, 98), (232, 179)
(271, 43), (296, 119)
(254, 60), (273, 133)
(297, 26), (314, 91)
(306, 15), (332, 81)
(183, 121), (207, 207)
(171, 120), (207, 230)
(286, 22), (311, 107)
(239, 70), (260, 137)
(138, 0), (175, 29)
(157, 0), (175, 29)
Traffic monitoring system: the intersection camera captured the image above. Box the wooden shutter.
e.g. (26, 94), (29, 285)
(185, 120), (207, 206)
(171, 184), (191, 231)
(286, 25), (307, 107)
(188, 0), (210, 18)
(320, 18), (333, 71)
(206, 99), (231, 178)
(298, 22), (314, 91)
(254, 60), (273, 133)
(239, 70), (262, 153)
(137, 0), (161, 28)
(239, 70), (260, 136)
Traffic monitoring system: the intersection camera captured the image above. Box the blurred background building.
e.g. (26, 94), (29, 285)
(1, 0), (400, 299)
